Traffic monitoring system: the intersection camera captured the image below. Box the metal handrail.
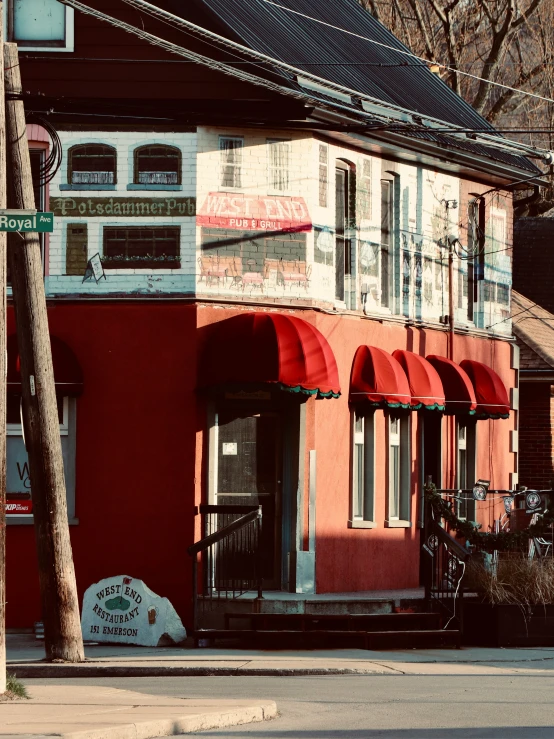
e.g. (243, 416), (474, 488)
(187, 507), (261, 556)
(188, 505), (263, 635)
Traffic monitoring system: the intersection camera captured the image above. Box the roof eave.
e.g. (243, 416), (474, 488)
(308, 114), (545, 187)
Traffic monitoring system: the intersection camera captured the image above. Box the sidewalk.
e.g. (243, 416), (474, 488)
(7, 634), (554, 677)
(0, 685), (277, 739)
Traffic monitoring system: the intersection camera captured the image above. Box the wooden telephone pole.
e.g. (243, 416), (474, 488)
(0, 1), (7, 695)
(4, 43), (84, 662)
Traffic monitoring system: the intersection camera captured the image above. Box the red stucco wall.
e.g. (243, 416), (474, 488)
(6, 301), (515, 627)
(6, 302), (199, 629)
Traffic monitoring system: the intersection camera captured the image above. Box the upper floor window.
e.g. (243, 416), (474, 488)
(380, 179), (393, 309)
(68, 144), (117, 186)
(267, 139), (290, 192)
(358, 158), (372, 222)
(134, 145), (181, 186)
(319, 144), (328, 207)
(9, 0), (74, 51)
(220, 136), (243, 189)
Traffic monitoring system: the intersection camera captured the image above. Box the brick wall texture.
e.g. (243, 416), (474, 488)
(519, 382), (554, 489)
(514, 217), (554, 311)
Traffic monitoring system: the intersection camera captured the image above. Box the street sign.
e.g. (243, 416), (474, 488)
(0, 210), (54, 233)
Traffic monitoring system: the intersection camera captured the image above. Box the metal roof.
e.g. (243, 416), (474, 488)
(177, 0), (541, 176)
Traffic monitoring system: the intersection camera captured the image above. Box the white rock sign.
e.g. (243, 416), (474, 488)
(81, 575), (187, 646)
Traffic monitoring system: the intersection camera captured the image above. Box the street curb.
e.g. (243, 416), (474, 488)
(9, 663), (390, 678)
(19, 702), (278, 739)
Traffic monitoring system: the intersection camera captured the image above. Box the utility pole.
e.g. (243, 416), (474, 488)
(4, 43), (84, 662)
(0, 1), (7, 695)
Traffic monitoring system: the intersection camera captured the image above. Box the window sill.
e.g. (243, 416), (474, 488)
(348, 520), (377, 529)
(127, 184), (183, 191)
(103, 261), (181, 270)
(60, 184), (116, 191)
(7, 516), (79, 526)
(385, 519), (412, 528)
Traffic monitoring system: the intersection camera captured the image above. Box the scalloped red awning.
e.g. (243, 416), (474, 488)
(201, 312), (340, 399)
(392, 350), (445, 411)
(460, 360), (510, 419)
(426, 355), (476, 415)
(349, 346), (411, 409)
(7, 334), (84, 396)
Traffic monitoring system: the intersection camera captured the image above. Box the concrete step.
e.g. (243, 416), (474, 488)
(224, 611), (441, 632)
(194, 628), (461, 650)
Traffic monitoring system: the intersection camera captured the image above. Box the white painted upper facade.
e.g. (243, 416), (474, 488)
(41, 125), (512, 337)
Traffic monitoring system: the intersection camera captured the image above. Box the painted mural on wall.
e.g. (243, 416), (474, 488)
(197, 194), (311, 296)
(200, 227), (309, 294)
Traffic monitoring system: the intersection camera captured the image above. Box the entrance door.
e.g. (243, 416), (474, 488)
(216, 411), (282, 589)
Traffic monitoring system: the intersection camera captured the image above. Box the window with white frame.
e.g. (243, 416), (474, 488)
(268, 139), (290, 192)
(319, 144), (328, 207)
(350, 412), (375, 526)
(358, 158), (372, 222)
(219, 136), (243, 189)
(380, 179), (393, 309)
(6, 394), (77, 522)
(9, 0), (74, 51)
(488, 209), (506, 264)
(387, 413), (411, 525)
(456, 418), (477, 520)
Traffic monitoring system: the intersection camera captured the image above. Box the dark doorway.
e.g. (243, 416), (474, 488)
(423, 412), (442, 489)
(215, 410), (282, 589)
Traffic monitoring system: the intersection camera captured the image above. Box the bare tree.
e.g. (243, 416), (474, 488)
(361, 0), (554, 136)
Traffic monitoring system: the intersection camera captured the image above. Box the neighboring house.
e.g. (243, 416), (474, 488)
(512, 291), (554, 491)
(513, 212), (554, 313)
(3, 0), (539, 629)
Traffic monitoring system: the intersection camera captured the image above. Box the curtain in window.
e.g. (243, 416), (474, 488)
(220, 138), (242, 188)
(269, 141), (290, 191)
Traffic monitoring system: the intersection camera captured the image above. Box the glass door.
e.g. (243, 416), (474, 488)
(216, 410), (282, 589)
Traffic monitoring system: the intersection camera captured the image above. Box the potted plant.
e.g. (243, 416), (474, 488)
(463, 555), (554, 647)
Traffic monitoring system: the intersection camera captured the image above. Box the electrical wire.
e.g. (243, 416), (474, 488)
(108, 0), (553, 163)
(260, 0), (554, 108)
(25, 115), (63, 187)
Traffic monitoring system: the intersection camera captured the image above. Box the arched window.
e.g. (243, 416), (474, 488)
(134, 145), (181, 186)
(68, 144), (117, 186)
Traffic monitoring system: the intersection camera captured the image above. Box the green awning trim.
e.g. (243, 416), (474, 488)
(475, 412), (510, 420)
(280, 383), (341, 400)
(421, 403), (446, 412)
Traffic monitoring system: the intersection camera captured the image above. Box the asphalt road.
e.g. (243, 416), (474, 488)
(26, 674), (554, 738)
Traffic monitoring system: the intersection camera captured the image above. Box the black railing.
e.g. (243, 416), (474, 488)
(423, 519), (471, 629)
(188, 504), (263, 633)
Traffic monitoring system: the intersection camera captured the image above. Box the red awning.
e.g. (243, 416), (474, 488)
(392, 350), (445, 411)
(8, 334), (84, 396)
(201, 312), (340, 398)
(460, 360), (510, 419)
(426, 355), (476, 415)
(349, 346), (411, 409)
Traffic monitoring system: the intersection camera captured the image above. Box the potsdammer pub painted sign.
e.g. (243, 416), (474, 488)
(51, 197), (196, 218)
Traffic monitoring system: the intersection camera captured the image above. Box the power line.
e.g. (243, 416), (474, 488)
(260, 0), (554, 108)
(112, 0), (552, 163)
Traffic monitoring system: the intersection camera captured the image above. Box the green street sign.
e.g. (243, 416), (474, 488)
(0, 211), (54, 233)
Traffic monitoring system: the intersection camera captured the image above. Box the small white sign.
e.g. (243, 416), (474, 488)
(222, 442), (238, 456)
(90, 253), (105, 281)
